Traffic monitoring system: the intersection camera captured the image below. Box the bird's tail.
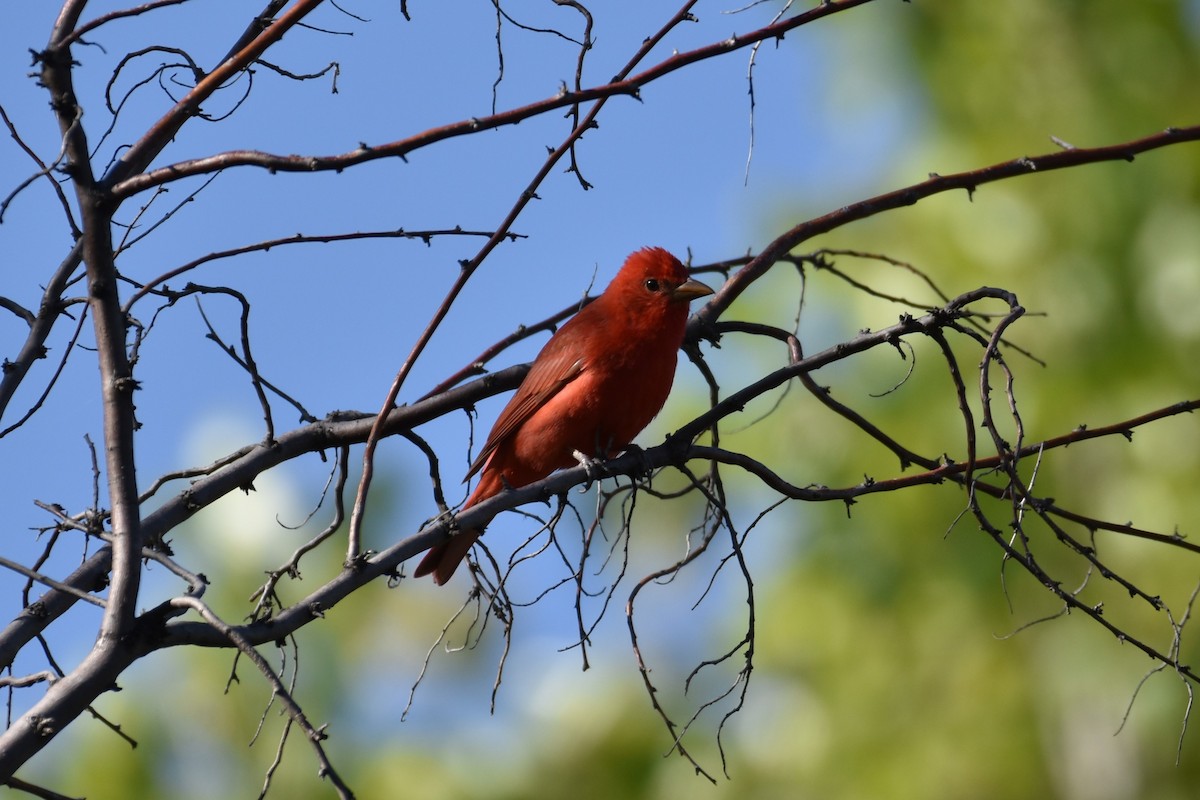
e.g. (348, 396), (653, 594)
(412, 527), (482, 585)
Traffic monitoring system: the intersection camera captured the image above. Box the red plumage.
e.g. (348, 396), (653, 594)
(413, 247), (714, 584)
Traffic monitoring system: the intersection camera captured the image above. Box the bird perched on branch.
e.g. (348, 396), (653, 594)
(413, 247), (714, 584)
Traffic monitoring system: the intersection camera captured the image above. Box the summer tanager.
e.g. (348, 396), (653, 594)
(413, 247), (714, 584)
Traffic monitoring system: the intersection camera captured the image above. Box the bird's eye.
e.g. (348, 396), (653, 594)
(644, 279), (661, 292)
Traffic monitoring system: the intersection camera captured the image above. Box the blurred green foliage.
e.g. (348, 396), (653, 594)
(24, 2), (1200, 798)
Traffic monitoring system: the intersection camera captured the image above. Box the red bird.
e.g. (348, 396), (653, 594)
(413, 247), (714, 584)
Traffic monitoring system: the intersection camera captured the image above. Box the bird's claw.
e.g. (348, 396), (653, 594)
(572, 448), (604, 489)
(623, 443), (654, 480)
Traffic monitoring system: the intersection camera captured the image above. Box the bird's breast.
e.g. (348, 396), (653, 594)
(514, 347), (677, 468)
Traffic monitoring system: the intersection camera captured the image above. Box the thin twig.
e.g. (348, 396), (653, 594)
(168, 596), (354, 800)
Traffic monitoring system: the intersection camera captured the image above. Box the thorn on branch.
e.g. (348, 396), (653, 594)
(343, 550), (372, 571)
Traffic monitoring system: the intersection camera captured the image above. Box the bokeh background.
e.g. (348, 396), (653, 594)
(2, 2), (1199, 797)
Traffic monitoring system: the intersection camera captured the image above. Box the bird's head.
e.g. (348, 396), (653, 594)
(607, 247), (714, 315)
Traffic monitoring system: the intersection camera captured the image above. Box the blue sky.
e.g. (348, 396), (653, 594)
(0, 1), (919, 753)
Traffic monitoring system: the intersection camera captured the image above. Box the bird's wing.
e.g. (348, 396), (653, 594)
(464, 346), (585, 481)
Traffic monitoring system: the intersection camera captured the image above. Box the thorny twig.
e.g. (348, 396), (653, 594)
(5, 0), (1200, 788)
(168, 596), (354, 800)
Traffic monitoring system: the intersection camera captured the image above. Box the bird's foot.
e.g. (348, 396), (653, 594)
(622, 443), (654, 480)
(571, 448), (604, 489)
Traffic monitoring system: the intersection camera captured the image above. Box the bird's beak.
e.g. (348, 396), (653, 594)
(671, 277), (715, 302)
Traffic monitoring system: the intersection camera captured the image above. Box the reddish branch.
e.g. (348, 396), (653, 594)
(102, 0), (325, 190)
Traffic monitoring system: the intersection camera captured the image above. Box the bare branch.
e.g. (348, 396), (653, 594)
(63, 0), (192, 46)
(167, 596), (354, 799)
(109, 0), (880, 199)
